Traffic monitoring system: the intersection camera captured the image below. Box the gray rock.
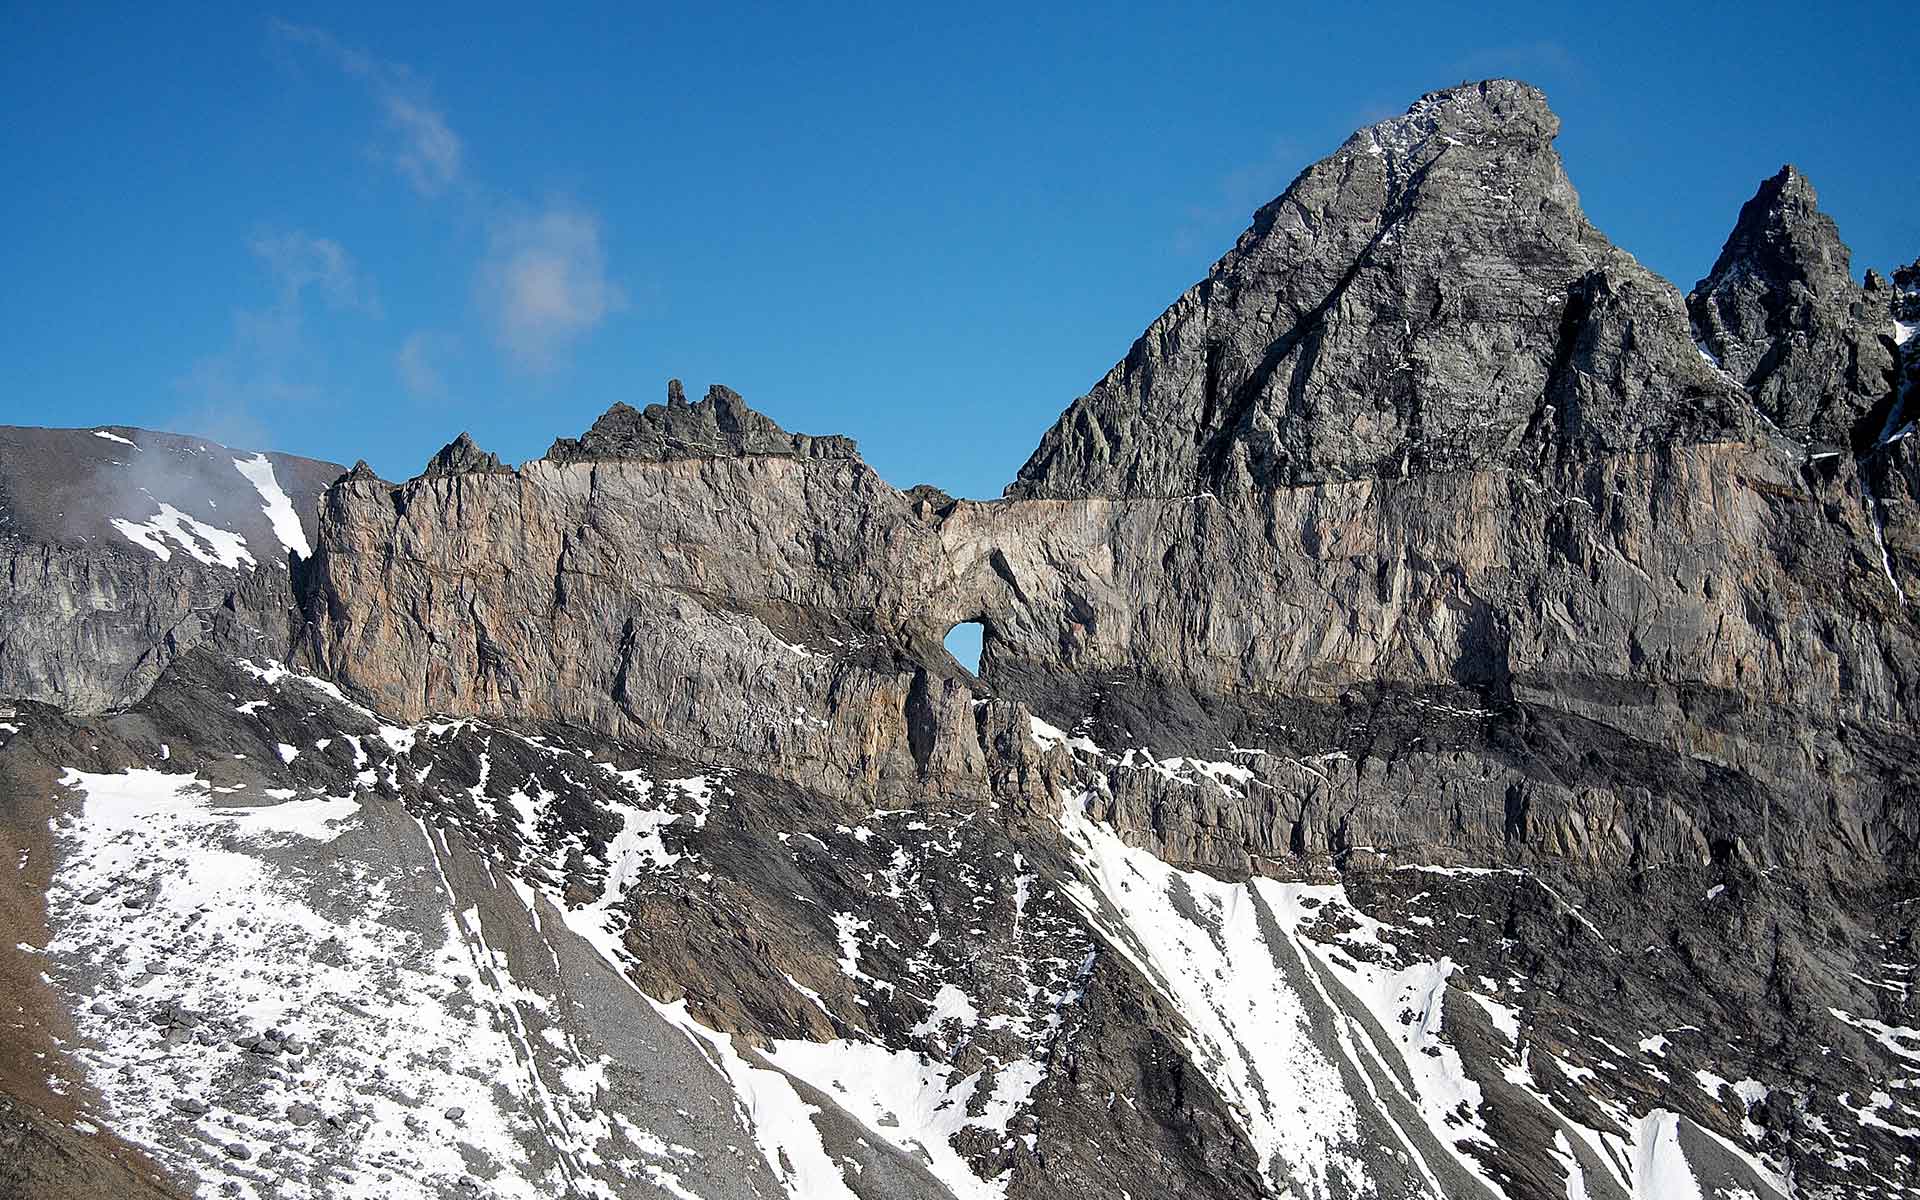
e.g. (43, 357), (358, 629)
(1689, 166), (1899, 450)
(423, 432), (510, 477)
(1008, 80), (1753, 500)
(544, 381), (858, 465)
(0, 425), (343, 712)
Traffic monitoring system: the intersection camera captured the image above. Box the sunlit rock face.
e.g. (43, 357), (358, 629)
(1009, 80), (1754, 500)
(5, 80), (1920, 1200)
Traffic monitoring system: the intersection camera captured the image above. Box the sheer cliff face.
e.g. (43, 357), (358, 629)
(303, 85), (1917, 886)
(1008, 80), (1754, 499)
(304, 423), (1007, 809)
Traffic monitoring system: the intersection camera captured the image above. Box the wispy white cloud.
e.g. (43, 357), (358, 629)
(477, 206), (626, 370)
(381, 95), (462, 196)
(270, 23), (628, 374)
(272, 20), (463, 196)
(249, 230), (379, 315)
(396, 330), (457, 397)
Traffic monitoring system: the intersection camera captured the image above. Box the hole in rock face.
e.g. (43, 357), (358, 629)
(944, 620), (984, 676)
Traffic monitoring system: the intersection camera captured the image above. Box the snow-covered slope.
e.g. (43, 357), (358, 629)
(0, 425), (337, 566)
(1047, 724), (1801, 1200)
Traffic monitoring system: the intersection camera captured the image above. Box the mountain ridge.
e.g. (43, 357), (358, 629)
(2, 79), (1918, 1200)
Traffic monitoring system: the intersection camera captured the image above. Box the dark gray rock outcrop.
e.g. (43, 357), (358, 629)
(1688, 165), (1900, 450)
(421, 432), (508, 476)
(545, 380), (858, 464)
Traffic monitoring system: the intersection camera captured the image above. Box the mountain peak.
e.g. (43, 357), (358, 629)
(1010, 79), (1744, 498)
(544, 381), (860, 465)
(1350, 78), (1558, 159)
(423, 432), (509, 477)
(1768, 161), (1818, 201)
(1688, 165), (1894, 448)
(1703, 163), (1852, 299)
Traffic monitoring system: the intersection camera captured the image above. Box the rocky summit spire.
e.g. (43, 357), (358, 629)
(422, 431), (508, 476)
(1689, 165), (1899, 450)
(544, 380), (859, 464)
(1009, 79), (1751, 499)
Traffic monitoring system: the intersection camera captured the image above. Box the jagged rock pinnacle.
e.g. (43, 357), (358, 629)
(1689, 165), (1899, 450)
(543, 381), (859, 464)
(423, 432), (509, 477)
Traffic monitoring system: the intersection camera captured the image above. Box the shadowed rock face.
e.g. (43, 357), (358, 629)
(9, 81), (1920, 1200)
(1689, 166), (1901, 450)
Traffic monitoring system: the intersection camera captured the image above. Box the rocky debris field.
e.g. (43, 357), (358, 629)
(1, 648), (1911, 1199)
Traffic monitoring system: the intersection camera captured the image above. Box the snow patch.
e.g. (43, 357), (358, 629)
(1055, 790), (1370, 1196)
(764, 1038), (1010, 1200)
(911, 982), (980, 1039)
(233, 453), (313, 559)
(111, 504), (254, 568)
(1620, 1109), (1702, 1200)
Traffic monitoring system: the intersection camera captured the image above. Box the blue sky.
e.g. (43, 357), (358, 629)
(2, 2), (1913, 499)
